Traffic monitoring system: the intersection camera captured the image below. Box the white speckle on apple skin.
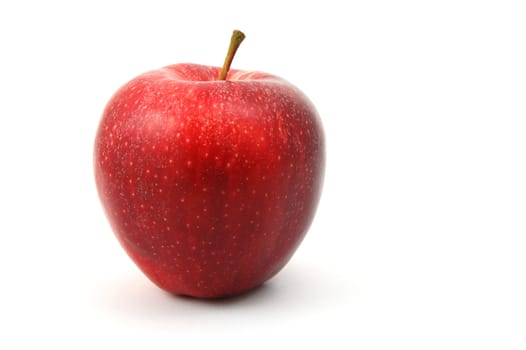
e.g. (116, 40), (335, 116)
(94, 63), (325, 298)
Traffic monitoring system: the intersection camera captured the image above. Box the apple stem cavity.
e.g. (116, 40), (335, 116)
(218, 29), (246, 81)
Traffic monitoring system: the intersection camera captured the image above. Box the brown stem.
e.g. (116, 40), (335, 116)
(218, 30), (246, 80)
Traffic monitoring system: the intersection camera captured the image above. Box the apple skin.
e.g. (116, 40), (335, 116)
(94, 63), (325, 298)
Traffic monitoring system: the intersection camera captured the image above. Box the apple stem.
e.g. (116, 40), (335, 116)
(218, 30), (246, 80)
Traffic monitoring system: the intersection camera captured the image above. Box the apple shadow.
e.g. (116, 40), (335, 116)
(172, 281), (274, 305)
(94, 261), (354, 325)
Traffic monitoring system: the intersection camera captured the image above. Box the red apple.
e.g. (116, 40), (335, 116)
(94, 30), (325, 298)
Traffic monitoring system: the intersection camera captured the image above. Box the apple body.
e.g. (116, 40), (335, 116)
(94, 63), (324, 298)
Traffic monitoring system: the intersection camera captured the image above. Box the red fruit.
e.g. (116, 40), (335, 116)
(94, 31), (324, 298)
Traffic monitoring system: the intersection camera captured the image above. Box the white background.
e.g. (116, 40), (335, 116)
(1, 0), (525, 348)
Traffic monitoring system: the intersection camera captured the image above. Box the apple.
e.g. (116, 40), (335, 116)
(94, 30), (325, 298)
